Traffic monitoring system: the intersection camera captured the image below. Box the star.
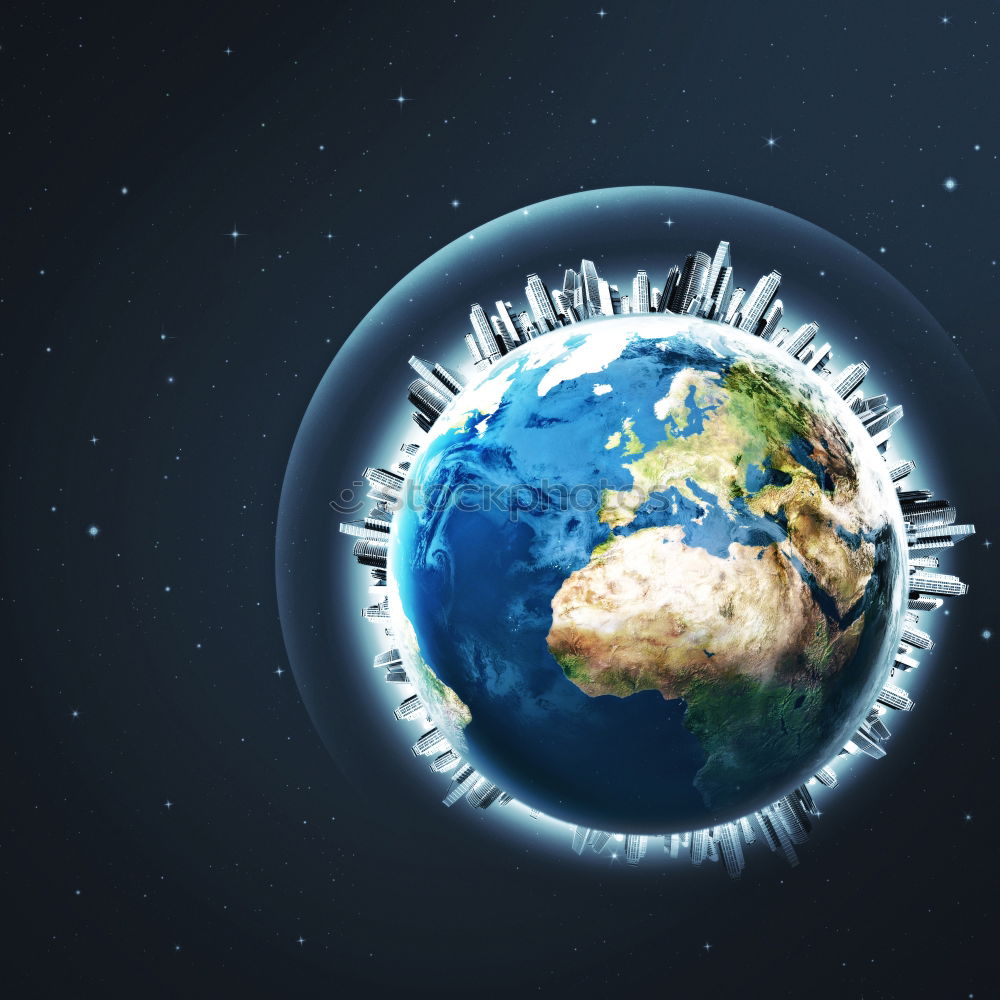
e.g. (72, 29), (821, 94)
(703, 941), (713, 952)
(942, 177), (958, 192)
(164, 799), (173, 809)
(227, 229), (244, 241)
(597, 8), (607, 17)
(89, 435), (99, 445)
(983, 538), (992, 549)
(764, 134), (780, 150)
(391, 90), (410, 111)
(983, 630), (993, 641)
(450, 199), (461, 209)
(664, 217), (675, 228)
(70, 709), (80, 719)
(224, 46), (233, 55)
(939, 15), (951, 25)
(590, 117), (598, 125)
(964, 812), (973, 821)
(120, 186), (128, 195)
(87, 524), (100, 537)
(296, 936), (306, 946)
(274, 667), (285, 677)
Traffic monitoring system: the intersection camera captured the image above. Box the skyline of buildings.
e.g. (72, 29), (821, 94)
(338, 237), (976, 876)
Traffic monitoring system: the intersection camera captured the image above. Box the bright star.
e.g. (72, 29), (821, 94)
(224, 46), (233, 55)
(983, 630), (993, 641)
(71, 710), (80, 719)
(450, 199), (460, 208)
(166, 376), (175, 384)
(296, 936), (306, 946)
(89, 435), (99, 445)
(940, 15), (950, 25)
(664, 217), (675, 228)
(597, 8), (607, 17)
(983, 538), (992, 549)
(87, 525), (100, 537)
(120, 186), (128, 195)
(703, 942), (713, 952)
(964, 812), (973, 821)
(164, 800), (173, 809)
(391, 90), (410, 110)
(942, 177), (958, 191)
(764, 134), (780, 150)
(274, 667), (285, 677)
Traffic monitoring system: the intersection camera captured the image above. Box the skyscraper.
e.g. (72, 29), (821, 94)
(393, 694), (424, 721)
(525, 273), (558, 330)
(723, 286), (745, 324)
(908, 571), (968, 596)
(469, 303), (499, 360)
(408, 378), (449, 423)
(703, 240), (731, 317)
(877, 683), (915, 712)
(832, 361), (869, 399)
(624, 834), (648, 865)
(631, 270), (651, 313)
(580, 260), (601, 317)
(716, 822), (745, 879)
(668, 252), (711, 315)
(758, 298), (784, 340)
(783, 321), (818, 358)
(657, 265), (680, 312)
(430, 749), (460, 772)
(737, 270), (781, 333)
(411, 728), (447, 757)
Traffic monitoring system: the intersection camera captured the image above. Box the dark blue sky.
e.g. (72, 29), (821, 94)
(4, 2), (997, 996)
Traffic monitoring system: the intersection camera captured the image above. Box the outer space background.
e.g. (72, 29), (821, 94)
(3, 2), (998, 996)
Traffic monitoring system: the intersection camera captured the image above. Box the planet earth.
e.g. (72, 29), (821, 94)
(388, 314), (906, 832)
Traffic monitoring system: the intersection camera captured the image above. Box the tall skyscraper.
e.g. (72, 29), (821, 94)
(469, 303), (499, 360)
(703, 240), (731, 316)
(706, 265), (734, 320)
(430, 749), (460, 772)
(814, 765), (839, 788)
(596, 278), (614, 316)
(783, 321), (818, 358)
(408, 378), (449, 423)
(657, 265), (680, 312)
(716, 823), (745, 879)
(393, 694), (424, 721)
(578, 259), (602, 317)
(908, 571), (968, 596)
(525, 273), (558, 330)
(723, 286), (745, 324)
(878, 683), (915, 711)
(668, 252), (711, 314)
(832, 361), (869, 399)
(442, 766), (478, 806)
(465, 332), (487, 367)
(493, 300), (521, 345)
(624, 834), (648, 865)
(411, 728), (447, 757)
(738, 270), (782, 333)
(632, 269), (651, 313)
(759, 298), (784, 340)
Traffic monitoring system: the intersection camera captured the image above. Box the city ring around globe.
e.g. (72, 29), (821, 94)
(387, 315), (908, 833)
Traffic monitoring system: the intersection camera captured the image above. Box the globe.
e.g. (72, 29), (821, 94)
(389, 314), (907, 832)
